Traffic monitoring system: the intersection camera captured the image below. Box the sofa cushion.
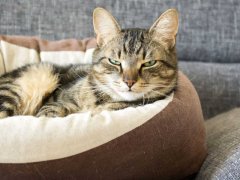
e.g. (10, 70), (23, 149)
(196, 108), (240, 179)
(179, 61), (240, 119)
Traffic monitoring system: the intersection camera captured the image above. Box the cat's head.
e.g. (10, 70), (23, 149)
(92, 7), (178, 102)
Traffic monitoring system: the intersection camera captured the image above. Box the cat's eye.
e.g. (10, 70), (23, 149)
(108, 58), (121, 66)
(142, 60), (157, 67)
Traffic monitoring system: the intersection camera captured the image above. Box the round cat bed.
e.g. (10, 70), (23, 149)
(0, 36), (207, 179)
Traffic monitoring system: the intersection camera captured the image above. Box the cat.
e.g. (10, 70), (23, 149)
(0, 7), (179, 118)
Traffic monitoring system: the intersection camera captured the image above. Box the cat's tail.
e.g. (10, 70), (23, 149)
(0, 63), (60, 119)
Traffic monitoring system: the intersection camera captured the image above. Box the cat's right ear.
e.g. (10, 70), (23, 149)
(149, 9), (179, 51)
(93, 7), (121, 46)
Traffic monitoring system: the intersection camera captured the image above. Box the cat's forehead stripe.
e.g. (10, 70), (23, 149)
(122, 29), (145, 56)
(117, 50), (121, 59)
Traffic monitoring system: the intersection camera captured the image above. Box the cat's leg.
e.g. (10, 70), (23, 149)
(36, 102), (78, 117)
(92, 102), (133, 116)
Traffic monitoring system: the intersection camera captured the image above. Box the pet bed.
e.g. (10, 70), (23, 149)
(0, 35), (207, 179)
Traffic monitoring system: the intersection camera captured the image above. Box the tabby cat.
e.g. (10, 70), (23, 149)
(0, 8), (179, 118)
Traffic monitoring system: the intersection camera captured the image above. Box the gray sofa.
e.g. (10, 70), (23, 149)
(0, 0), (239, 179)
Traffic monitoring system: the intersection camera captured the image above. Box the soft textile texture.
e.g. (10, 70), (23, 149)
(0, 93), (173, 163)
(179, 62), (240, 119)
(0, 36), (206, 179)
(0, 35), (96, 75)
(196, 108), (240, 179)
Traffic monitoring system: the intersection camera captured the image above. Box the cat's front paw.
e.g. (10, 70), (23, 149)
(36, 110), (60, 117)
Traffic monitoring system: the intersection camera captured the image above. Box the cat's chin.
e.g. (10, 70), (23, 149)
(113, 90), (144, 101)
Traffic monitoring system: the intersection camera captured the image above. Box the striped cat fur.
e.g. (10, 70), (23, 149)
(0, 8), (178, 118)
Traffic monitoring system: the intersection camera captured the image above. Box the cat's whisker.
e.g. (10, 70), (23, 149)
(151, 90), (168, 97)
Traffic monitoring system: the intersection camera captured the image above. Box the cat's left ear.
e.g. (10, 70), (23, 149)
(149, 9), (179, 50)
(93, 7), (121, 46)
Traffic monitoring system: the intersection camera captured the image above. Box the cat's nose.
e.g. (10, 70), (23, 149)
(124, 79), (136, 89)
